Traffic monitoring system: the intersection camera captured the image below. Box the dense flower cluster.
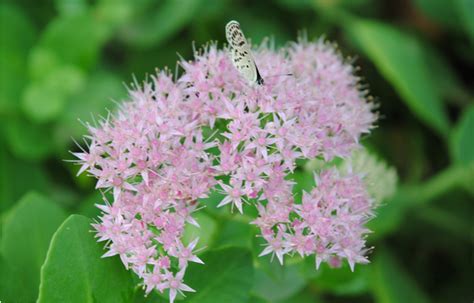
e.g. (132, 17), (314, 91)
(74, 38), (377, 302)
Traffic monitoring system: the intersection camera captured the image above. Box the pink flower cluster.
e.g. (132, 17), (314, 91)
(74, 38), (376, 302)
(255, 168), (373, 271)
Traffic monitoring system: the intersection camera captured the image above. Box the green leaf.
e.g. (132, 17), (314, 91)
(371, 249), (430, 303)
(290, 170), (315, 203)
(22, 65), (86, 122)
(76, 191), (103, 218)
(278, 290), (325, 303)
(0, 3), (36, 115)
(22, 12), (110, 123)
(314, 0), (377, 15)
(309, 263), (369, 295)
(424, 45), (471, 107)
(198, 188), (228, 216)
(38, 215), (134, 303)
(346, 19), (450, 136)
(0, 192), (67, 303)
(249, 296), (269, 303)
(0, 255), (30, 302)
(455, 0), (474, 43)
(451, 106), (474, 165)
(94, 0), (138, 30)
(275, 0), (313, 11)
(22, 81), (66, 121)
(54, 70), (124, 149)
(0, 141), (51, 213)
(54, 0), (89, 16)
(30, 14), (108, 75)
(368, 164), (473, 238)
(3, 115), (55, 160)
(185, 247), (254, 303)
(214, 219), (253, 249)
(367, 189), (411, 238)
(413, 0), (461, 30)
(253, 261), (306, 302)
(182, 211), (218, 250)
(118, 0), (203, 48)
(415, 0), (474, 49)
(0, 4), (35, 58)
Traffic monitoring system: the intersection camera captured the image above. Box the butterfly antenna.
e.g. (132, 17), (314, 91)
(265, 73), (294, 79)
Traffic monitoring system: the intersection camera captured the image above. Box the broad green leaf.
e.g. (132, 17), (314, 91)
(0, 256), (28, 302)
(131, 290), (163, 303)
(214, 219), (253, 249)
(3, 115), (55, 160)
(0, 3), (36, 114)
(371, 249), (430, 303)
(182, 211), (218, 250)
(198, 188), (228, 216)
(38, 215), (134, 303)
(0, 140), (50, 213)
(0, 192), (67, 303)
(309, 262), (369, 295)
(253, 261), (306, 302)
(451, 106), (474, 165)
(251, 235), (309, 302)
(118, 0), (203, 48)
(346, 19), (450, 136)
(185, 247), (254, 303)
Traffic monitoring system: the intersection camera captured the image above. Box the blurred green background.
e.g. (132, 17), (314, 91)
(0, 0), (473, 302)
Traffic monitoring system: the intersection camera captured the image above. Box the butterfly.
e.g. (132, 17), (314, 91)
(225, 20), (264, 86)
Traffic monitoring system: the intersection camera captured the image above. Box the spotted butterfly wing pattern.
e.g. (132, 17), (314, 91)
(225, 20), (264, 85)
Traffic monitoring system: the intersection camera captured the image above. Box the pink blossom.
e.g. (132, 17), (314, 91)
(74, 36), (377, 301)
(158, 269), (195, 303)
(217, 181), (247, 213)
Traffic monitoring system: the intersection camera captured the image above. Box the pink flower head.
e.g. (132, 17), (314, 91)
(74, 36), (377, 301)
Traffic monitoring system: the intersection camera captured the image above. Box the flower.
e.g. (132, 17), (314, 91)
(158, 268), (195, 303)
(217, 180), (247, 213)
(74, 36), (377, 301)
(341, 148), (398, 204)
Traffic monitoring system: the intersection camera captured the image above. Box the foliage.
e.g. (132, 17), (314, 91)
(0, 0), (472, 302)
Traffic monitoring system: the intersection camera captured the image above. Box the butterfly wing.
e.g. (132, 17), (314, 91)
(225, 20), (264, 85)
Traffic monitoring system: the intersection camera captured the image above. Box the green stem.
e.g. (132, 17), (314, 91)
(406, 164), (474, 205)
(369, 164), (473, 239)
